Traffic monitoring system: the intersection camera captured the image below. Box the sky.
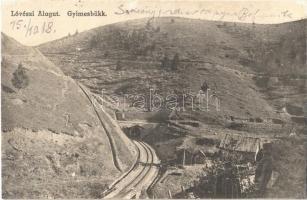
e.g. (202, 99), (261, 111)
(2, 0), (306, 46)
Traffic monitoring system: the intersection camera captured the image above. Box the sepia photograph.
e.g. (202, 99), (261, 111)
(1, 0), (306, 199)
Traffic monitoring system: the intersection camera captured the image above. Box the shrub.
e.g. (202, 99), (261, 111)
(193, 154), (257, 198)
(11, 63), (29, 89)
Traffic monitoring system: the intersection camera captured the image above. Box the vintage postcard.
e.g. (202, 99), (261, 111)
(1, 0), (306, 199)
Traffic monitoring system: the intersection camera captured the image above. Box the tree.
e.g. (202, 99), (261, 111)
(89, 34), (99, 49)
(1, 56), (6, 68)
(12, 63), (29, 89)
(146, 19), (152, 30)
(254, 144), (273, 196)
(171, 53), (179, 70)
(201, 81), (209, 93)
(161, 55), (170, 69)
(115, 60), (122, 71)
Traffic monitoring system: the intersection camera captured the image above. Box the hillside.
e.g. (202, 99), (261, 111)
(1, 33), (134, 198)
(39, 17), (307, 127)
(38, 17), (306, 198)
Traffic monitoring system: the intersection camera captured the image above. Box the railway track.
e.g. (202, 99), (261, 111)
(104, 141), (160, 199)
(77, 83), (123, 171)
(76, 83), (159, 199)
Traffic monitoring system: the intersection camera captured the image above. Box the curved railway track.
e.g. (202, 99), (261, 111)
(76, 83), (159, 199)
(104, 141), (159, 199)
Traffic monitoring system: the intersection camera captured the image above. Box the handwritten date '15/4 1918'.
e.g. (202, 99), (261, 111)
(10, 19), (55, 37)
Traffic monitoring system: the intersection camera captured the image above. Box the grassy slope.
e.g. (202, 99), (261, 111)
(38, 17), (303, 124)
(1, 33), (134, 198)
(38, 17), (306, 198)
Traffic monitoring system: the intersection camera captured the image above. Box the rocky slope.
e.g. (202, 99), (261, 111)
(1, 33), (134, 198)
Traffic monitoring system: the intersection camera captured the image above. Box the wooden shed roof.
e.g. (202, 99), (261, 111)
(219, 134), (261, 153)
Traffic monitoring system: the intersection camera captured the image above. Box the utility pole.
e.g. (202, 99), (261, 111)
(181, 185), (185, 192)
(182, 149), (186, 166)
(168, 190), (172, 199)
